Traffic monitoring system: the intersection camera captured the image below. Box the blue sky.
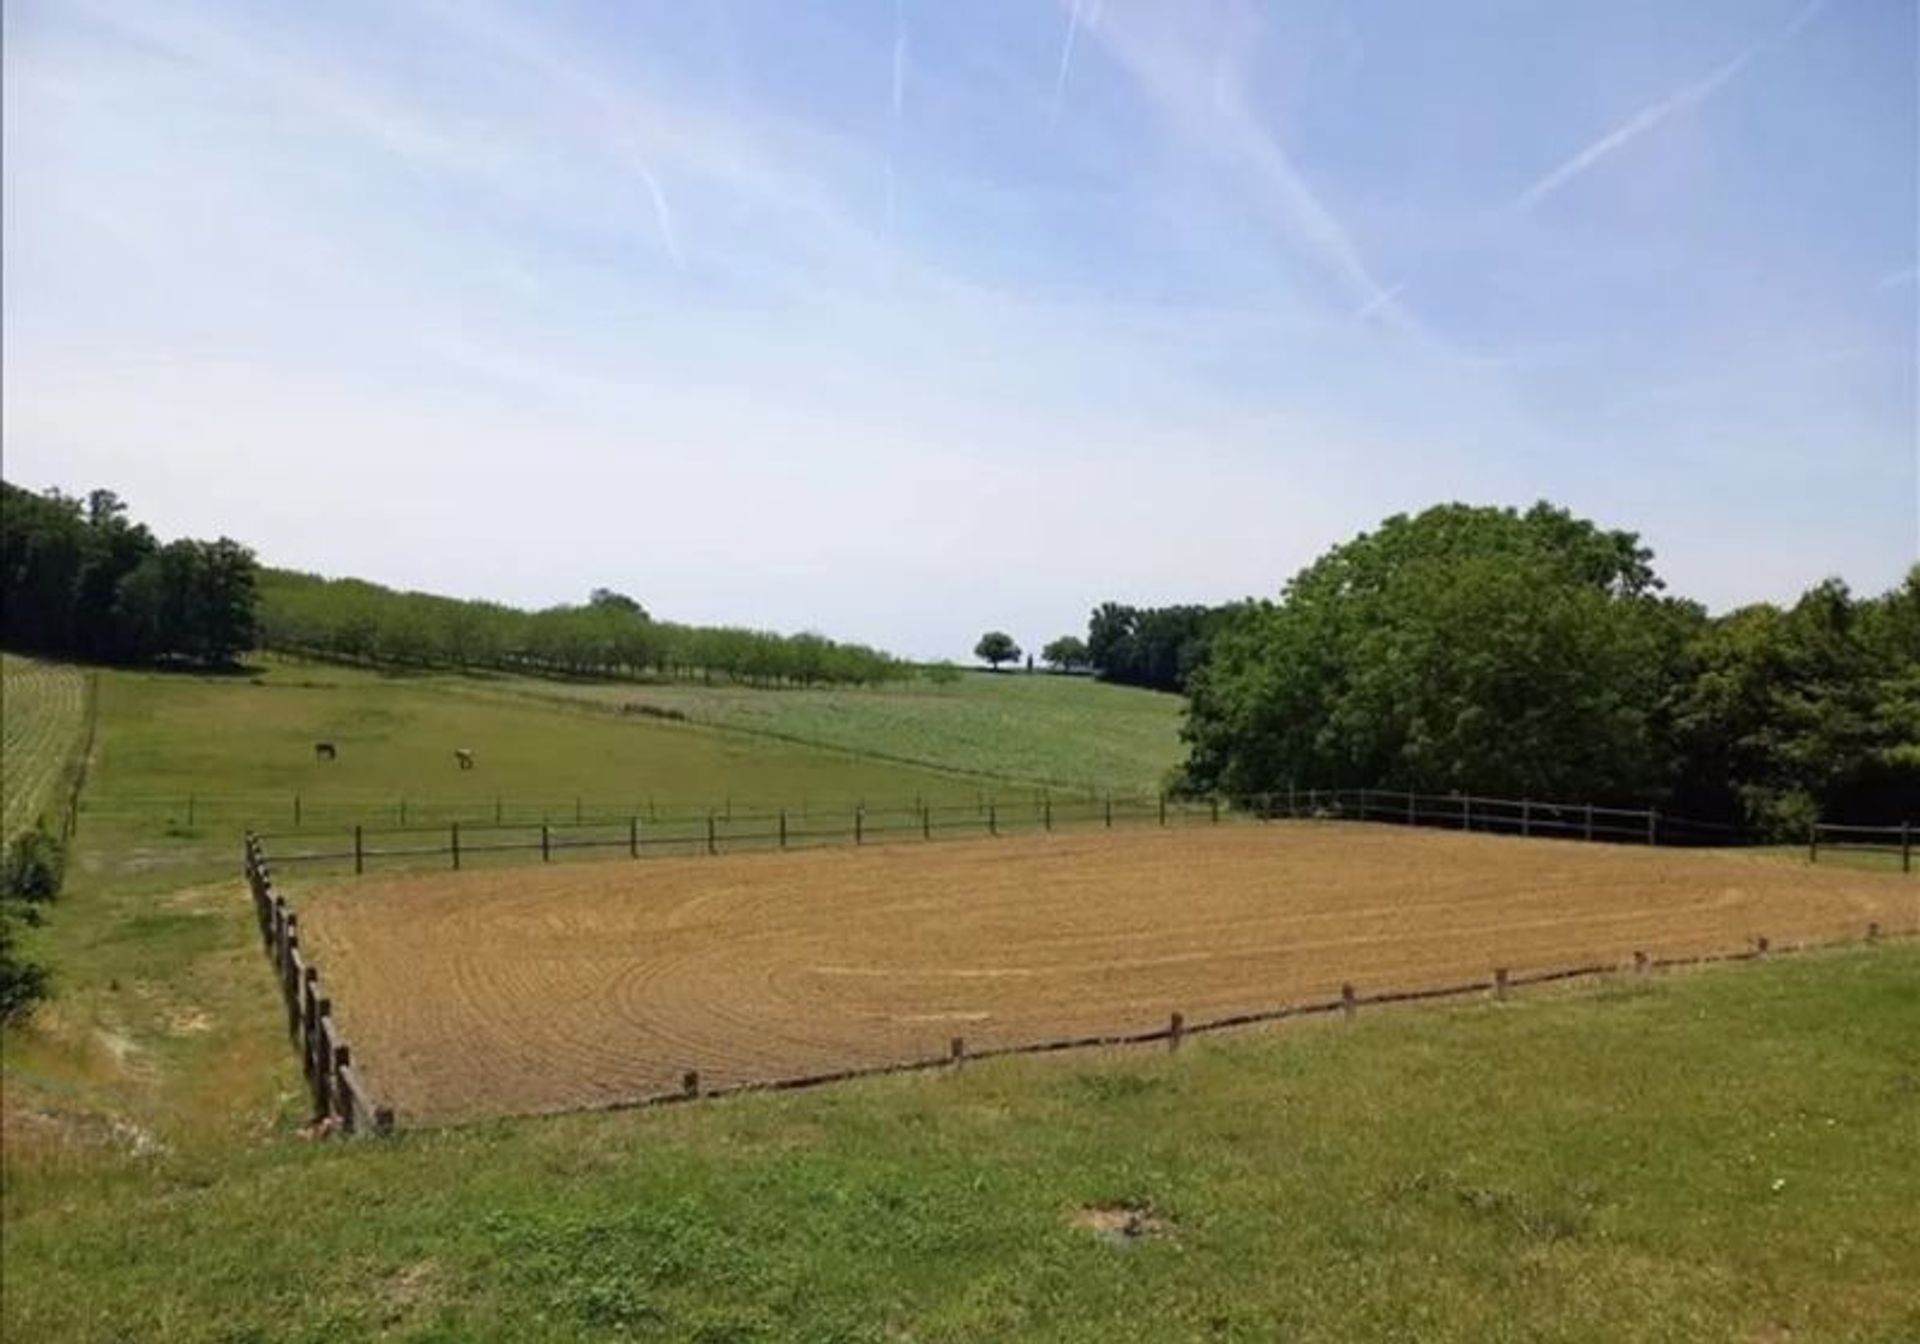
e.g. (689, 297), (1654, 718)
(4, 0), (1914, 658)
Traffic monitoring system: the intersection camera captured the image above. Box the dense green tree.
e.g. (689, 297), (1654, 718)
(974, 631), (1021, 670)
(1, 481), (255, 666)
(1084, 601), (1225, 691)
(1182, 503), (1692, 805)
(1042, 635), (1089, 672)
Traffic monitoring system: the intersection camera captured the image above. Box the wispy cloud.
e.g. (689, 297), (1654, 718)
(891, 0), (907, 117)
(1516, 0), (1827, 210)
(1048, 0), (1085, 128)
(1082, 3), (1412, 330)
(1878, 265), (1918, 288)
(1351, 283), (1405, 324)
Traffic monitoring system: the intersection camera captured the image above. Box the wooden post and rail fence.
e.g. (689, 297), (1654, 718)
(232, 787), (1915, 878)
(244, 832), (392, 1136)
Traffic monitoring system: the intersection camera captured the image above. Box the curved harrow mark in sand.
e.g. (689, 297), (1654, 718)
(292, 825), (1915, 1124)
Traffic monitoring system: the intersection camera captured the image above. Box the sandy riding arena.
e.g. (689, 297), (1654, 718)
(293, 824), (1914, 1122)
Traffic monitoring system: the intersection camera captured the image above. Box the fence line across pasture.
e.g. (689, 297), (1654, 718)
(238, 785), (1919, 878)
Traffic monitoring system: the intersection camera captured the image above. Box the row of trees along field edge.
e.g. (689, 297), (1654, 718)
(1, 480), (903, 685)
(1152, 502), (1917, 836)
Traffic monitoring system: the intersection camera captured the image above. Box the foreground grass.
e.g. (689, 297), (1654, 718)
(469, 666), (1187, 796)
(6, 943), (1916, 1343)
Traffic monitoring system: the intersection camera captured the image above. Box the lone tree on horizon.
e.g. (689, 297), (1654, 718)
(1042, 635), (1089, 672)
(974, 630), (1021, 671)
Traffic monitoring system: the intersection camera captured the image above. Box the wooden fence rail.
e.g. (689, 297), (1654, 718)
(244, 787), (1918, 878)
(244, 832), (392, 1135)
(473, 923), (1908, 1131)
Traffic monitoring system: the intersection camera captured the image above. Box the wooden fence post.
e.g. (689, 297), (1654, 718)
(1493, 967), (1509, 1001)
(333, 1043), (353, 1131)
(682, 1070), (700, 1099)
(1360, 787), (1370, 819)
(1462, 796), (1471, 831)
(1903, 822), (1911, 874)
(1808, 823), (1818, 864)
(989, 802), (998, 837)
(1168, 1011), (1185, 1052)
(780, 809), (789, 850)
(1584, 803), (1594, 842)
(1521, 799), (1531, 838)
(353, 824), (364, 876)
(1210, 796), (1220, 825)
(1646, 808), (1658, 846)
(921, 804), (930, 841)
(1406, 790), (1416, 825)
(294, 793), (301, 827)
(707, 812), (718, 856)
(541, 823), (550, 862)
(1308, 786), (1317, 815)
(1288, 782), (1296, 817)
(630, 816), (639, 858)
(451, 821), (460, 870)
(949, 1036), (965, 1064)
(1341, 983), (1357, 1020)
(1105, 793), (1113, 829)
(1158, 792), (1167, 827)
(1044, 796), (1052, 831)
(312, 998), (332, 1115)
(855, 806), (864, 846)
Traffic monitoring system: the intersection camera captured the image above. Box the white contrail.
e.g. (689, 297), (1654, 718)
(633, 160), (684, 269)
(1516, 0), (1827, 211)
(1351, 283), (1405, 323)
(1049, 0), (1085, 128)
(892, 0), (907, 116)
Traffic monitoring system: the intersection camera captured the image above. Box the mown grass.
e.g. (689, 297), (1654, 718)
(5, 944), (1917, 1342)
(1, 653), (89, 843)
(67, 660), (1003, 878)
(459, 666), (1187, 796)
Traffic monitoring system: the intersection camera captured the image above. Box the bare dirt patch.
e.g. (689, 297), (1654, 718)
(291, 824), (1915, 1122)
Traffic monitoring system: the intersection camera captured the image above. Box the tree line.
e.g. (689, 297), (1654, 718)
(0, 483), (257, 666)
(1177, 502), (1918, 834)
(258, 571), (904, 686)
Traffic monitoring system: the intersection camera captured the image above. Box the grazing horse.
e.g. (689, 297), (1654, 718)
(314, 742), (337, 762)
(455, 748), (475, 770)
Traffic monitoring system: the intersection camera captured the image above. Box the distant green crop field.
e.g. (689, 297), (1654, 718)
(1, 654), (88, 844)
(474, 667), (1188, 796)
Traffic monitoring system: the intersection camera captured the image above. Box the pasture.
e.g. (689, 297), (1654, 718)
(69, 659), (1004, 875)
(1, 654), (88, 843)
(293, 824), (1917, 1123)
(463, 664), (1186, 795)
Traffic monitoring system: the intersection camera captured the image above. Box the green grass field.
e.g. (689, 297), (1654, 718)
(1, 654), (89, 844)
(447, 665), (1187, 796)
(6, 940), (1916, 1343)
(6, 655), (1917, 1342)
(70, 660), (1056, 878)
